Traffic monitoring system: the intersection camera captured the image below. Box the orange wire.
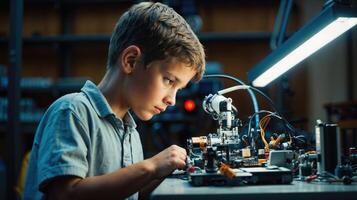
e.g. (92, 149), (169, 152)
(259, 115), (271, 152)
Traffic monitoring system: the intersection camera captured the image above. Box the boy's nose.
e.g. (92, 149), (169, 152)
(164, 96), (176, 106)
(164, 91), (176, 106)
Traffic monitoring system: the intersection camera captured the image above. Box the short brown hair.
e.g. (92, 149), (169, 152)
(107, 2), (205, 81)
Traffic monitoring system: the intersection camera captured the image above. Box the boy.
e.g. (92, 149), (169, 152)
(23, 2), (205, 200)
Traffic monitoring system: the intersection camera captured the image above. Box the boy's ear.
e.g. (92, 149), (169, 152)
(120, 45), (142, 74)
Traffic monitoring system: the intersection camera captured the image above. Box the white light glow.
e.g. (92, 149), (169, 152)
(253, 17), (357, 87)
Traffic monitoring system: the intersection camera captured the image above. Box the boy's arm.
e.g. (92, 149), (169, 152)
(44, 145), (186, 200)
(138, 178), (164, 200)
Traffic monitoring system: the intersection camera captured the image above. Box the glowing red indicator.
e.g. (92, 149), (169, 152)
(184, 99), (196, 112)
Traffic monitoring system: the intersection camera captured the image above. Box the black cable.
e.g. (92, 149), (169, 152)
(293, 136), (306, 143)
(245, 83), (299, 136)
(247, 110), (281, 139)
(248, 86), (281, 114)
(204, 74), (246, 85)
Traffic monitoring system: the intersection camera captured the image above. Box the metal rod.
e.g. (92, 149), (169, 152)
(7, 0), (23, 199)
(346, 31), (354, 100)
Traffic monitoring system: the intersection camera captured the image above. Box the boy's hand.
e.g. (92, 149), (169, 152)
(149, 145), (187, 179)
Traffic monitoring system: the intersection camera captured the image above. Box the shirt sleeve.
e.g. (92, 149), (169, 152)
(37, 107), (90, 191)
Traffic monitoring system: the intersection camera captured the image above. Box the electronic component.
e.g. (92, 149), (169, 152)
(315, 120), (339, 174)
(268, 150), (294, 168)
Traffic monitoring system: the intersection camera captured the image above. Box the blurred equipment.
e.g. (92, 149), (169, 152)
(0, 158), (6, 200)
(15, 151), (31, 198)
(295, 120), (357, 184)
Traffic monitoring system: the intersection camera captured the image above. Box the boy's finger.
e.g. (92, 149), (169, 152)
(176, 158), (186, 169)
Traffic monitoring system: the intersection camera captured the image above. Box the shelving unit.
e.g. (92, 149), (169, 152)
(0, 32), (272, 44)
(0, 77), (87, 135)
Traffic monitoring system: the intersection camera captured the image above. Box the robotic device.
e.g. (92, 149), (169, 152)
(186, 88), (293, 186)
(182, 74), (357, 186)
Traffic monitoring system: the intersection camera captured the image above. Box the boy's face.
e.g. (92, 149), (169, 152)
(126, 59), (196, 121)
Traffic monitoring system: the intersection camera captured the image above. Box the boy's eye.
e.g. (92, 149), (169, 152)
(163, 77), (174, 85)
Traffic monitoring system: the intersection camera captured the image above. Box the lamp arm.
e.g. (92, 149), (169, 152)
(271, 0), (293, 50)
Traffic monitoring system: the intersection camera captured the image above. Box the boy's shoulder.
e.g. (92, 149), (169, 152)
(48, 92), (93, 117)
(45, 80), (112, 123)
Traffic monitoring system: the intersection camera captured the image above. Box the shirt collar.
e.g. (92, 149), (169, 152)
(81, 80), (137, 128)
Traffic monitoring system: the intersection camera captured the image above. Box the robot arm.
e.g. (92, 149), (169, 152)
(202, 94), (236, 129)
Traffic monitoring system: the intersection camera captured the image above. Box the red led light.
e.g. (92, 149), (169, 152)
(184, 99), (196, 112)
